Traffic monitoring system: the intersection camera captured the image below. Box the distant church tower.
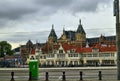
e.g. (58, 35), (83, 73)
(75, 19), (86, 47)
(26, 40), (33, 54)
(61, 27), (67, 40)
(48, 24), (57, 44)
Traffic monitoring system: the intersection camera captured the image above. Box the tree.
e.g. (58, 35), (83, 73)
(0, 41), (14, 57)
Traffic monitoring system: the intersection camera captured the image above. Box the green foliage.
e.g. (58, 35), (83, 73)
(0, 41), (14, 57)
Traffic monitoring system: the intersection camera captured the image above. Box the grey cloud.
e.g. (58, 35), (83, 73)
(86, 28), (115, 38)
(68, 0), (110, 13)
(0, 31), (50, 43)
(35, 0), (111, 13)
(0, 0), (38, 20)
(0, 0), (113, 47)
(0, 30), (63, 43)
(0, 0), (111, 21)
(0, 0), (112, 33)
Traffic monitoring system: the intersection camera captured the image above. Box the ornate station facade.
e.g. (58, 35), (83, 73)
(20, 19), (117, 66)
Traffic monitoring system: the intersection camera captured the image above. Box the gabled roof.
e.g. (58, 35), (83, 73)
(62, 43), (92, 53)
(62, 43), (116, 53)
(86, 37), (99, 43)
(105, 35), (116, 41)
(21, 45), (26, 48)
(30, 49), (35, 55)
(93, 44), (116, 52)
(65, 31), (76, 41)
(99, 46), (116, 52)
(13, 47), (20, 52)
(26, 40), (33, 46)
(62, 43), (72, 52)
(77, 47), (92, 53)
(86, 35), (116, 43)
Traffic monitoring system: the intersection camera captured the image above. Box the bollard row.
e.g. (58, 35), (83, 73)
(62, 71), (66, 81)
(10, 71), (102, 81)
(10, 72), (15, 81)
(45, 72), (49, 81)
(28, 71), (32, 81)
(98, 71), (102, 80)
(80, 71), (83, 80)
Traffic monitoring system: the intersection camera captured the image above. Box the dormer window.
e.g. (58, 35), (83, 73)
(59, 50), (63, 53)
(92, 48), (99, 54)
(70, 49), (76, 53)
(53, 50), (57, 53)
(67, 50), (70, 53)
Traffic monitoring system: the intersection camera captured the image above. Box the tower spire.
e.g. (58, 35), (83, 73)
(63, 26), (65, 32)
(48, 24), (57, 43)
(79, 19), (81, 25)
(76, 19), (85, 34)
(52, 24), (54, 29)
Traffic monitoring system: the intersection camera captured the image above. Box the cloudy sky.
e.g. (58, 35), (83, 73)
(0, 0), (116, 49)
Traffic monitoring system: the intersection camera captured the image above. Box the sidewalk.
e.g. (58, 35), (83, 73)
(0, 66), (117, 71)
(0, 66), (118, 81)
(2, 79), (119, 81)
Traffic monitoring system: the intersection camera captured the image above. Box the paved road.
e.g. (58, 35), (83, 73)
(0, 66), (119, 81)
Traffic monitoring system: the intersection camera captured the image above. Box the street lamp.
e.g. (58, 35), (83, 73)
(0, 45), (1, 57)
(113, 0), (120, 80)
(4, 49), (6, 67)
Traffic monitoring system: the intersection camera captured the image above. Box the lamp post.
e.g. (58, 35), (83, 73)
(3, 47), (6, 67)
(0, 45), (2, 56)
(113, 0), (120, 80)
(4, 52), (6, 67)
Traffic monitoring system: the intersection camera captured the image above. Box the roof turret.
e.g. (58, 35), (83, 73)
(26, 40), (33, 46)
(48, 24), (57, 38)
(76, 19), (86, 34)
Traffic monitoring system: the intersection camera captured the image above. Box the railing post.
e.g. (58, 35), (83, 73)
(62, 71), (66, 81)
(10, 72), (15, 81)
(45, 72), (49, 81)
(29, 71), (32, 81)
(80, 71), (83, 81)
(98, 71), (102, 80)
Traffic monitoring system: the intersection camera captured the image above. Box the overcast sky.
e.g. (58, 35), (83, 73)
(0, 0), (116, 49)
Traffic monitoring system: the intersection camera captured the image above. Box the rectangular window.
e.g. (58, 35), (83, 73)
(99, 53), (111, 57)
(82, 54), (86, 57)
(70, 49), (76, 53)
(92, 48), (99, 53)
(93, 54), (98, 57)
(68, 54), (70, 57)
(111, 53), (114, 57)
(57, 54), (65, 58)
(59, 50), (63, 53)
(87, 54), (92, 57)
(53, 50), (57, 53)
(44, 56), (46, 59)
(74, 54), (78, 57)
